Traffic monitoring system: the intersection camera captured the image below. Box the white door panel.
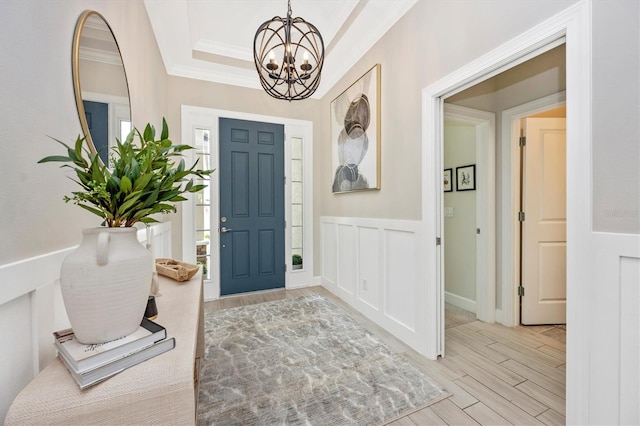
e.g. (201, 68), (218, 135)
(521, 117), (566, 325)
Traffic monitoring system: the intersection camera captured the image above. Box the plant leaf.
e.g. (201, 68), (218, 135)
(37, 155), (72, 163)
(143, 187), (160, 207)
(120, 175), (132, 193)
(143, 123), (154, 142)
(168, 195), (188, 202)
(161, 117), (169, 140)
(188, 184), (207, 193)
(76, 203), (107, 219)
(132, 208), (153, 220)
(139, 217), (159, 224)
(133, 173), (153, 191)
(117, 197), (141, 216)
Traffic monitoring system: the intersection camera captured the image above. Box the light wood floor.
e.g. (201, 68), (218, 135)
(204, 287), (566, 426)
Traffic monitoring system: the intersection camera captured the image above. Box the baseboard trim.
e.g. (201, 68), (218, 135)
(445, 291), (476, 314)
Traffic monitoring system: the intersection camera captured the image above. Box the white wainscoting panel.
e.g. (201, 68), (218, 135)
(620, 256), (639, 425)
(358, 226), (380, 310)
(320, 216), (426, 353)
(137, 222), (172, 260)
(337, 224), (357, 296)
(321, 221), (337, 287)
(0, 248), (73, 422)
(0, 223), (171, 422)
(589, 232), (640, 425)
(384, 229), (417, 332)
(0, 293), (35, 421)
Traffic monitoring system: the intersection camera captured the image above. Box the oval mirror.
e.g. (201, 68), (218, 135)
(72, 10), (131, 165)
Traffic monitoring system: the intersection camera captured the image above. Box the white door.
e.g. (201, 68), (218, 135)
(521, 117), (566, 325)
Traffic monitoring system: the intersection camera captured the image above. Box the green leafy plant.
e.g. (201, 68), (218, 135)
(292, 254), (303, 265)
(39, 118), (214, 227)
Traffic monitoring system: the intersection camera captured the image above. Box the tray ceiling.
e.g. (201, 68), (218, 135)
(143, 0), (417, 98)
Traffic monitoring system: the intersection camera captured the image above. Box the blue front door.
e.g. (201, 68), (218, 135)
(219, 118), (285, 295)
(82, 100), (109, 164)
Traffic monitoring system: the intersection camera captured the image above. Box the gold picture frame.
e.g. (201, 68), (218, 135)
(330, 64), (381, 193)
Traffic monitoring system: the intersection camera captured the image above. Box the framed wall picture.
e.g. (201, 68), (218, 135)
(443, 168), (453, 192)
(331, 64), (381, 193)
(456, 164), (476, 191)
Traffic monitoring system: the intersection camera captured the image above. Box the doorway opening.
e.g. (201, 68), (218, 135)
(502, 93), (567, 326)
(442, 44), (566, 332)
(422, 1), (591, 419)
(443, 104), (495, 329)
(181, 106), (314, 300)
(517, 110), (567, 326)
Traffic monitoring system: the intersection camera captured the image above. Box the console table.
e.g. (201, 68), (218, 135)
(5, 270), (204, 425)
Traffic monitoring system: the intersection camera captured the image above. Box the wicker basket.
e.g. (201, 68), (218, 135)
(156, 258), (199, 282)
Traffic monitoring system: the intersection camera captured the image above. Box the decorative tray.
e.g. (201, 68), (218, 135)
(155, 258), (199, 282)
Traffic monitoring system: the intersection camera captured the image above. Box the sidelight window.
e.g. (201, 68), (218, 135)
(291, 137), (304, 270)
(194, 128), (212, 280)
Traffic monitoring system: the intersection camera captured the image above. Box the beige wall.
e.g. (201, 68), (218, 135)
(0, 0), (167, 265)
(317, 0), (577, 225)
(444, 121), (477, 303)
(318, 0), (639, 236)
(591, 0), (640, 233)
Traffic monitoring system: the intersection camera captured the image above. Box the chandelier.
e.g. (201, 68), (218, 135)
(253, 0), (324, 101)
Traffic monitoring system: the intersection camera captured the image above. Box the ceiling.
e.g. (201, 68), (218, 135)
(143, 0), (417, 99)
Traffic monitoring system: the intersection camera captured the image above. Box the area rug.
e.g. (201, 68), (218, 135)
(197, 294), (449, 425)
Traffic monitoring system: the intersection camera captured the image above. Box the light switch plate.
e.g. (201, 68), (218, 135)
(444, 207), (454, 217)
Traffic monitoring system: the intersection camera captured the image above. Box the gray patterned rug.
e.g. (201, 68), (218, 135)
(197, 294), (449, 425)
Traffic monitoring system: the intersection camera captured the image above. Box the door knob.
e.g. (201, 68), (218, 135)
(220, 226), (232, 233)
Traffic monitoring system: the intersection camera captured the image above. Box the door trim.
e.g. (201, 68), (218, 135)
(81, 91), (130, 151)
(421, 1), (591, 423)
(444, 104), (496, 323)
(500, 92), (566, 327)
(181, 106), (314, 300)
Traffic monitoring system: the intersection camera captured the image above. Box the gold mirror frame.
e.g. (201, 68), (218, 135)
(72, 10), (131, 164)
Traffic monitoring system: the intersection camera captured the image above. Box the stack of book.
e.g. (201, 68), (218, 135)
(54, 318), (175, 389)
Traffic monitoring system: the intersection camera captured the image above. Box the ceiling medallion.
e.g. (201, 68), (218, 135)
(253, 0), (324, 101)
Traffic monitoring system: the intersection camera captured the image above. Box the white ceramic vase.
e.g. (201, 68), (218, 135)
(60, 227), (152, 344)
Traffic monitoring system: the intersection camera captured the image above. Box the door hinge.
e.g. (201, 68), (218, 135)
(284, 220), (287, 228)
(284, 176), (287, 184)
(518, 285), (525, 296)
(518, 211), (525, 222)
(436, 237), (441, 246)
(519, 136), (526, 147)
(284, 264), (287, 272)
